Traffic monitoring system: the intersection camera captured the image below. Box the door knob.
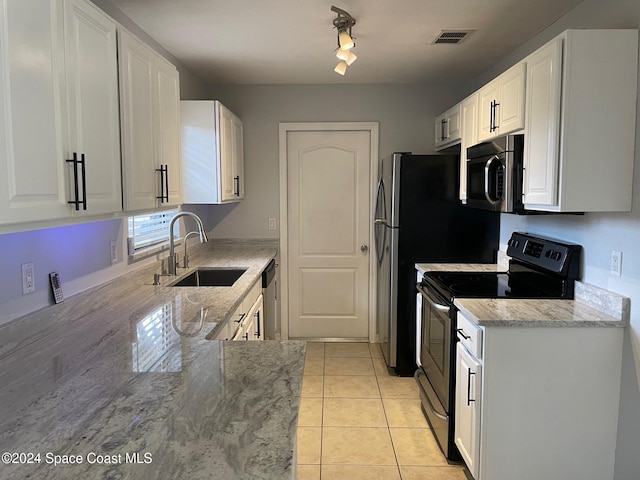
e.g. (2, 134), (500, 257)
(361, 244), (369, 253)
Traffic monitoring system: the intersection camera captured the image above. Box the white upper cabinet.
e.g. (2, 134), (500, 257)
(434, 103), (462, 150)
(155, 55), (182, 206)
(119, 28), (181, 212)
(0, 0), (121, 228)
(477, 62), (526, 142)
(181, 100), (245, 204)
(459, 92), (479, 202)
(0, 0), (69, 225)
(523, 29), (638, 212)
(62, 0), (122, 216)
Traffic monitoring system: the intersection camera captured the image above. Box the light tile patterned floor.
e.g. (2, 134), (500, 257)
(297, 342), (471, 480)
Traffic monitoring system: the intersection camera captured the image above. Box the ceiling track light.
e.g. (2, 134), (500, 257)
(331, 5), (357, 75)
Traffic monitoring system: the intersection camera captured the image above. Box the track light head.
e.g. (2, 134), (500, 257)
(331, 6), (357, 75)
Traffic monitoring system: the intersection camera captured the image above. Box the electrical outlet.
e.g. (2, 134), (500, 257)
(611, 251), (622, 276)
(268, 218), (277, 230)
(22, 262), (35, 295)
(110, 241), (118, 265)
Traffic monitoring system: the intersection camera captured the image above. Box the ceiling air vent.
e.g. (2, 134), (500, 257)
(432, 30), (473, 45)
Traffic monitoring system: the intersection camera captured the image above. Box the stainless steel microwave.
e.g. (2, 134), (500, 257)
(466, 134), (524, 213)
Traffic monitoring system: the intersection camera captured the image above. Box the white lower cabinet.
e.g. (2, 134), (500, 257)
(455, 342), (481, 479)
(219, 279), (264, 341)
(454, 311), (624, 480)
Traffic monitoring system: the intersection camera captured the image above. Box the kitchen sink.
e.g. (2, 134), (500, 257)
(170, 268), (247, 287)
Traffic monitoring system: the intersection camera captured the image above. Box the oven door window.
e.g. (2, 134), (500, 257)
(424, 302), (448, 376)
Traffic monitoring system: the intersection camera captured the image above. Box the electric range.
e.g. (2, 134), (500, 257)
(415, 232), (582, 460)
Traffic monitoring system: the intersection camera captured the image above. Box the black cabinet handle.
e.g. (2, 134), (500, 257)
(467, 368), (476, 406)
(66, 152), (87, 211)
(164, 164), (169, 202)
(441, 118), (447, 141)
(156, 165), (169, 202)
(457, 328), (471, 340)
(234, 175), (240, 196)
(254, 310), (261, 338)
(490, 100), (500, 132)
(489, 101), (495, 132)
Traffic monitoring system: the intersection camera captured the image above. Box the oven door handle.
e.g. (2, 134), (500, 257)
(414, 369), (448, 421)
(484, 155), (500, 205)
(416, 284), (450, 312)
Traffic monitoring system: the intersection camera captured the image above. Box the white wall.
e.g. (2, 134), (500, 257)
(183, 83), (464, 237)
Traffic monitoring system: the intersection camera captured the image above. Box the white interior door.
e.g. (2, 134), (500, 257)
(286, 129), (372, 339)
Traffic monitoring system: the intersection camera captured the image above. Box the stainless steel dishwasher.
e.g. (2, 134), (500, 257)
(262, 259), (277, 339)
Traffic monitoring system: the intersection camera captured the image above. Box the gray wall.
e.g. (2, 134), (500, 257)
(184, 83), (463, 237)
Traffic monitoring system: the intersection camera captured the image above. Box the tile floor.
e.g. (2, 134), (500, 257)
(297, 342), (471, 480)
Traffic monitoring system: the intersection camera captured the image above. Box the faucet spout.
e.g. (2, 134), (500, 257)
(168, 212), (208, 275)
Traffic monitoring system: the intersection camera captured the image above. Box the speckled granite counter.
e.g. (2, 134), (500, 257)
(0, 239), (305, 480)
(416, 262), (629, 328)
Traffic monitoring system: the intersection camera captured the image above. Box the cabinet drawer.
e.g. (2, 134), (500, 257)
(457, 311), (483, 359)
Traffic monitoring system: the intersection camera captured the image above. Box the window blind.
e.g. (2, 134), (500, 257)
(127, 209), (180, 255)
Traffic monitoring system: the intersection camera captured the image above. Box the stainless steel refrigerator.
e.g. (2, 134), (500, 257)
(374, 153), (499, 376)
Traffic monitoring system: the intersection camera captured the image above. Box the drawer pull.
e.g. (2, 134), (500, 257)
(457, 328), (471, 340)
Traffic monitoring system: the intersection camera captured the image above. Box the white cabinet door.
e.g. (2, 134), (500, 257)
(155, 56), (182, 207)
(522, 37), (562, 207)
(181, 100), (244, 204)
(63, 0), (122, 216)
(0, 0), (68, 225)
(232, 113), (245, 200)
(435, 103), (461, 150)
(477, 80), (499, 142)
(523, 29), (637, 212)
(455, 342), (482, 479)
(118, 30), (156, 212)
(248, 294), (264, 341)
(477, 62), (525, 142)
(219, 102), (244, 202)
(459, 93), (478, 201)
(119, 28), (181, 212)
(496, 62), (526, 135)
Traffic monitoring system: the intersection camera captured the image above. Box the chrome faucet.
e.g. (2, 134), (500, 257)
(168, 212), (208, 275)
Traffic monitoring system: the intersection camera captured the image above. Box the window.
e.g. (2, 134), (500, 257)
(127, 209), (180, 258)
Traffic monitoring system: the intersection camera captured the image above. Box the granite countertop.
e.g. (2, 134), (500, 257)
(0, 239), (305, 480)
(416, 261), (629, 328)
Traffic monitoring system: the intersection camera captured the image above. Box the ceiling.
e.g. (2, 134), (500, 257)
(108, 0), (585, 85)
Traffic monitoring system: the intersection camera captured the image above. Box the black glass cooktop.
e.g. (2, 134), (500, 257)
(423, 270), (567, 300)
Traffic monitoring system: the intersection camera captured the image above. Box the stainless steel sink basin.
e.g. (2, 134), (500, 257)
(170, 268), (247, 287)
